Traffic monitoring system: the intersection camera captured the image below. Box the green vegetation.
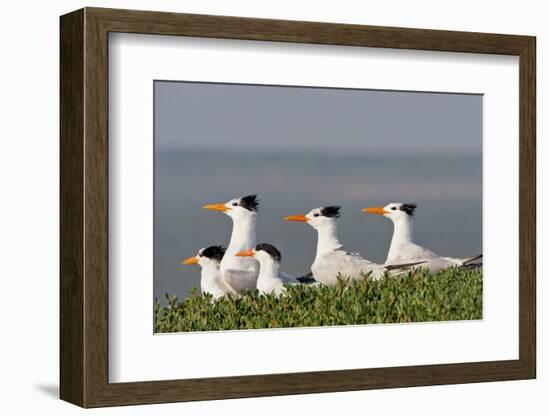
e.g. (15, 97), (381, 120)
(155, 268), (482, 333)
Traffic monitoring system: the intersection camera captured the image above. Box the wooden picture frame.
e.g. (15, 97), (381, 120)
(60, 7), (536, 408)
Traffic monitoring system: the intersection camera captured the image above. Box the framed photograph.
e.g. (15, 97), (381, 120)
(60, 7), (536, 408)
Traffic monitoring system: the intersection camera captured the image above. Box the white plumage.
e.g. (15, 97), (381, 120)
(311, 249), (391, 285)
(363, 202), (482, 272)
(285, 206), (419, 286)
(181, 246), (236, 299)
(236, 243), (314, 295)
(203, 195), (260, 295)
(203, 195), (309, 295)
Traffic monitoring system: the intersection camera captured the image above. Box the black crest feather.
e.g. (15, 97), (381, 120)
(399, 203), (417, 216)
(320, 206), (341, 218)
(255, 243), (281, 262)
(239, 194), (260, 212)
(199, 245), (226, 261)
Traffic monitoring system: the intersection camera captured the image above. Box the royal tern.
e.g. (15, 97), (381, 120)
(181, 246), (236, 299)
(362, 202), (482, 272)
(236, 243), (304, 296)
(203, 194), (260, 294)
(285, 206), (421, 286)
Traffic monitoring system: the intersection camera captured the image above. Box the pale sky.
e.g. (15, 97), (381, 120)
(153, 81), (482, 301)
(154, 80), (482, 155)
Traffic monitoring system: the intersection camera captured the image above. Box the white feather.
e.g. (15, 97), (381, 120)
(380, 203), (482, 272)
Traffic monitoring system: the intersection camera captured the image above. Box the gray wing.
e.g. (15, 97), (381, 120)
(278, 271), (317, 285)
(429, 255), (483, 271)
(317, 251), (385, 283)
(295, 272), (316, 284)
(391, 243), (439, 263)
(384, 260), (427, 272)
(222, 269), (258, 295)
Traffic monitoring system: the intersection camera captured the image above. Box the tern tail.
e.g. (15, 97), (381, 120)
(296, 272), (316, 284)
(461, 254), (483, 267)
(384, 260), (426, 272)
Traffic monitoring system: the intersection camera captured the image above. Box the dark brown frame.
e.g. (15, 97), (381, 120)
(60, 7), (536, 408)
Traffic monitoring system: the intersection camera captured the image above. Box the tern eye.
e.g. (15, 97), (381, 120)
(391, 207), (397, 211)
(313, 213), (320, 217)
(232, 202), (238, 206)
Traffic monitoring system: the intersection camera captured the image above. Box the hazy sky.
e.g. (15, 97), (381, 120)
(154, 81), (482, 301)
(155, 81), (482, 155)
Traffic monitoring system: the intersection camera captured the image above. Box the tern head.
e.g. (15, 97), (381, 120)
(284, 205), (341, 230)
(235, 243), (281, 265)
(181, 245), (226, 268)
(203, 194), (259, 220)
(362, 202), (417, 222)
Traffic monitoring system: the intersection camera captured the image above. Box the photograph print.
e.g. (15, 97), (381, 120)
(154, 80), (483, 333)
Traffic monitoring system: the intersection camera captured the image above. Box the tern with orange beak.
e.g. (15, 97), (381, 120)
(362, 202), (482, 272)
(285, 206), (422, 286)
(235, 243), (309, 296)
(203, 194), (260, 294)
(181, 246), (236, 299)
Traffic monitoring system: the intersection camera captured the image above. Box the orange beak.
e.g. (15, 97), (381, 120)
(182, 256), (199, 265)
(235, 249), (255, 257)
(284, 214), (308, 222)
(362, 207), (389, 215)
(203, 203), (230, 212)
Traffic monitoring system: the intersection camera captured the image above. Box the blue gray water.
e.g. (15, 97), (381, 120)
(154, 149), (482, 301)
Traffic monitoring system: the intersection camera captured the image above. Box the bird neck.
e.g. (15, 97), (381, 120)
(200, 263), (221, 284)
(258, 260), (280, 282)
(387, 215), (414, 262)
(201, 262), (220, 273)
(227, 214), (257, 254)
(315, 221), (344, 255)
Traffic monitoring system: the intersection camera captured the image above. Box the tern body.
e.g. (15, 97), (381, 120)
(204, 195), (260, 294)
(237, 244), (314, 295)
(286, 206), (410, 286)
(181, 246), (236, 299)
(221, 212), (259, 294)
(363, 203), (482, 272)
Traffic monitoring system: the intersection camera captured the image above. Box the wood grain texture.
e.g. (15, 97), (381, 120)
(88, 7), (532, 54)
(59, 8), (84, 407)
(83, 10), (110, 406)
(59, 7), (537, 408)
(518, 38), (536, 376)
